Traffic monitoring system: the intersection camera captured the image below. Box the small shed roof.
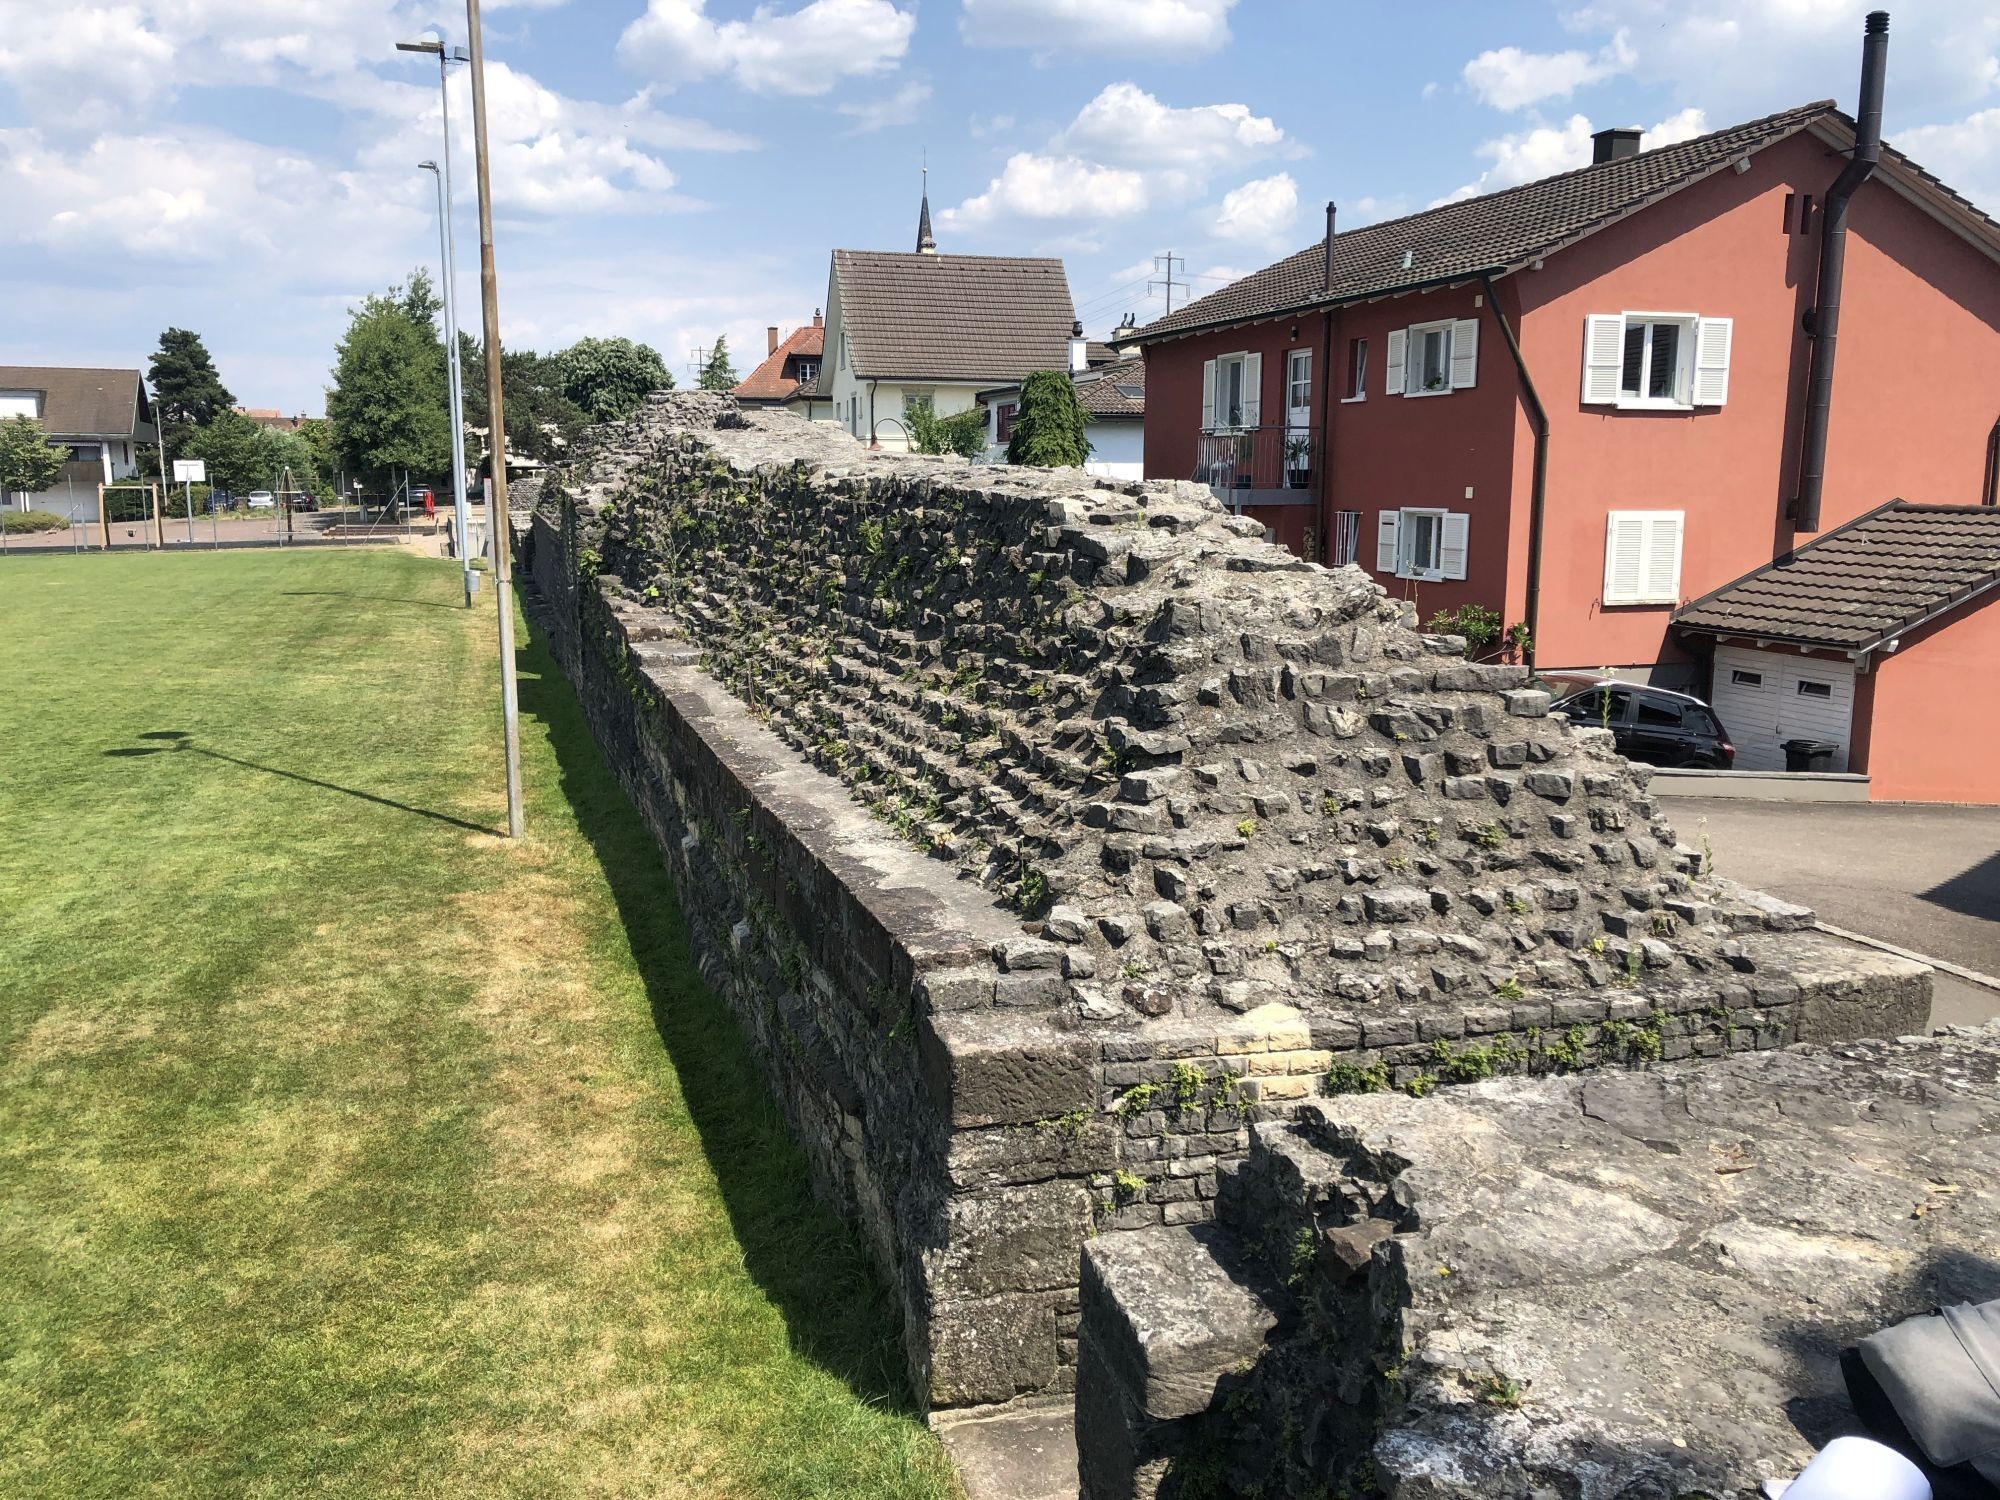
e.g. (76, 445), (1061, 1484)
(1673, 501), (2000, 651)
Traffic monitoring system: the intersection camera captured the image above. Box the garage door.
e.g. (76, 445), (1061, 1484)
(1710, 646), (1856, 772)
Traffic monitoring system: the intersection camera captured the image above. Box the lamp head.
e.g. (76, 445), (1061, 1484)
(418, 160), (438, 173)
(395, 26), (445, 55)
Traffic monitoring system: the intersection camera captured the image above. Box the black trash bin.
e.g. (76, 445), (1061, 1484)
(1782, 739), (1838, 772)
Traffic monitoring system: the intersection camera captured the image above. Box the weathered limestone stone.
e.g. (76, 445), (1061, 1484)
(1080, 1024), (2000, 1500)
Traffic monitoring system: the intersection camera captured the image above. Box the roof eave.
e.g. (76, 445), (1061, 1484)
(1129, 266), (1514, 348)
(1805, 118), (2000, 269)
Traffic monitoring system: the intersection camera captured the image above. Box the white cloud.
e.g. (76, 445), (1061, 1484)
(1641, 105), (1709, 151)
(1557, 0), (1999, 123)
(1462, 30), (1634, 111)
(1436, 108), (1712, 204)
(959, 0), (1237, 57)
(618, 0), (915, 97)
(940, 154), (1149, 229)
(0, 126), (419, 280)
(347, 60), (753, 218)
(1900, 107), (2000, 213)
(1058, 82), (1288, 173)
(1212, 172), (1298, 245)
(840, 80), (932, 132)
(969, 113), (1016, 137)
(941, 82), (1291, 239)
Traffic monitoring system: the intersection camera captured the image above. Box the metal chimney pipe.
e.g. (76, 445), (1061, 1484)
(1323, 201), (1337, 294)
(1795, 10), (1889, 533)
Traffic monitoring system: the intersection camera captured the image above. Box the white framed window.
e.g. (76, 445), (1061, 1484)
(1385, 317), (1478, 397)
(1375, 508), (1469, 581)
(1200, 351), (1262, 431)
(1582, 313), (1731, 409)
(1344, 339), (1367, 402)
(840, 333), (849, 371)
(902, 389), (934, 418)
(1602, 510), (1684, 606)
(1286, 348), (1312, 411)
(795, 359), (817, 385)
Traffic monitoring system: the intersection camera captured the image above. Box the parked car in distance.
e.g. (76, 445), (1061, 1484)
(246, 491), (276, 510)
(284, 494), (318, 512)
(1550, 681), (1736, 769)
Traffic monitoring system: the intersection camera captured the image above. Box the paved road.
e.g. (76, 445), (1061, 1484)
(1670, 797), (2000, 1028)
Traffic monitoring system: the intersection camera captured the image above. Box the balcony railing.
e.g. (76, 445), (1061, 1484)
(1194, 425), (1320, 506)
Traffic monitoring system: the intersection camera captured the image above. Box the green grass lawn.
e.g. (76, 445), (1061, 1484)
(0, 548), (958, 1499)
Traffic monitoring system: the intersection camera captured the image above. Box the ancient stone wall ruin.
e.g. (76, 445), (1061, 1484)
(523, 394), (1931, 1447)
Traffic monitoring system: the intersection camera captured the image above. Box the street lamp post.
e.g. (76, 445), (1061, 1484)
(397, 31), (475, 608)
(463, 0), (524, 841)
(417, 158), (474, 604)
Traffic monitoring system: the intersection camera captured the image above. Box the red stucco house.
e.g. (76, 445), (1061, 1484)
(1134, 21), (2000, 798)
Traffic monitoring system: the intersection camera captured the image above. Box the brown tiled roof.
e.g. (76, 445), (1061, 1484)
(1074, 356), (1144, 418)
(1135, 102), (1845, 343)
(733, 322), (826, 402)
(832, 250), (1077, 383)
(1673, 501), (2000, 650)
(0, 365), (152, 438)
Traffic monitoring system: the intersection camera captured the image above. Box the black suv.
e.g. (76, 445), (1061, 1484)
(1550, 682), (1736, 769)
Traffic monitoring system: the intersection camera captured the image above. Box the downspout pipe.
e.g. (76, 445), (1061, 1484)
(1983, 412), (2000, 506)
(1319, 202), (1337, 564)
(1482, 273), (1548, 669)
(1795, 11), (1889, 534)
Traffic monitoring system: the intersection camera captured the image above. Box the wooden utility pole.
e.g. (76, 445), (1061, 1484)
(465, 0), (524, 839)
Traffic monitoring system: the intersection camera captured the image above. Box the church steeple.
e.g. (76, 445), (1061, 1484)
(916, 163), (937, 255)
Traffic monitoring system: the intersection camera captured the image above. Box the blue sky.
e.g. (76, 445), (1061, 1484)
(2, 0), (1996, 412)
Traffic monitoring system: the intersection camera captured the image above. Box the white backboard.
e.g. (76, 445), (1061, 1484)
(171, 459), (207, 483)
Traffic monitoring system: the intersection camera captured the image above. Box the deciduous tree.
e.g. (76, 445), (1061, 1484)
(326, 272), (451, 490)
(0, 416), (68, 505)
(553, 336), (672, 423)
(183, 409), (269, 494)
(462, 336), (589, 461)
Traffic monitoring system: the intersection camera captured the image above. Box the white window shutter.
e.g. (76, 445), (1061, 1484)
(1644, 512), (1684, 601)
(1582, 315), (1624, 405)
(1376, 510), (1401, 574)
(1241, 352), (1262, 426)
(1439, 513), (1470, 580)
(1450, 318), (1479, 389)
(1693, 317), (1732, 406)
(1200, 359), (1216, 431)
(1603, 513), (1644, 603)
(1385, 330), (1407, 397)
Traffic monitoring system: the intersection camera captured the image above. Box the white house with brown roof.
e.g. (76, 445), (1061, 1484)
(0, 365), (155, 518)
(815, 184), (1082, 452)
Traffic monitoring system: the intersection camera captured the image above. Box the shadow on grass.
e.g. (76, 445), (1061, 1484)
(512, 619), (922, 1417)
(102, 731), (498, 836)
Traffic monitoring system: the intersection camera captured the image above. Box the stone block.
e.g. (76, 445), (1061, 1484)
(923, 1015), (1097, 1127)
(929, 1290), (1062, 1408)
(1078, 1225), (1280, 1426)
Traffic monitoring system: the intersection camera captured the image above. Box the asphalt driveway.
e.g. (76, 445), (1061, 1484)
(1668, 797), (2000, 1028)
